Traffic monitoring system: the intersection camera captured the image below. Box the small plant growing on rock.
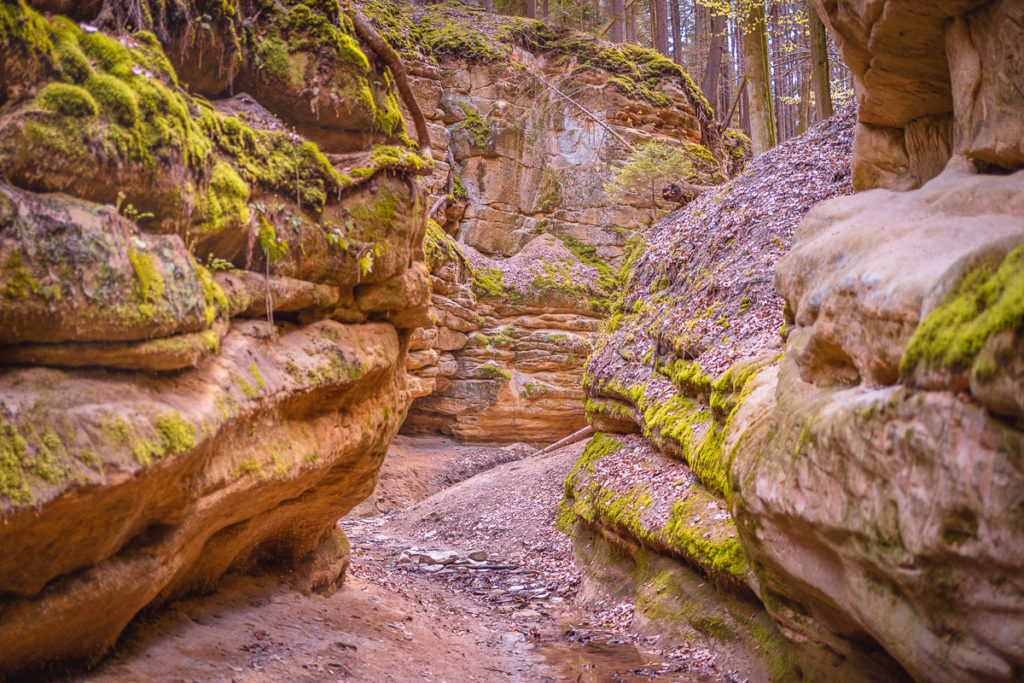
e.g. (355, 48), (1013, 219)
(605, 140), (697, 225)
(247, 203), (290, 325)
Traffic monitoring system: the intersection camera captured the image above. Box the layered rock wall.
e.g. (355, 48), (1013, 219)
(364, 2), (745, 442)
(0, 0), (428, 673)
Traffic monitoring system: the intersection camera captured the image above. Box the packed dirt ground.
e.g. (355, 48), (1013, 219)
(26, 437), (755, 682)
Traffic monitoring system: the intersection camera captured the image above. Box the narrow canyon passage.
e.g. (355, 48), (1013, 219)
(57, 437), (749, 682)
(3, 1), (1023, 681)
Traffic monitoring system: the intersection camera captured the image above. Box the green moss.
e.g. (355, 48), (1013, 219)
(203, 161), (251, 235)
(54, 37), (92, 82)
(127, 247), (165, 307)
(101, 415), (164, 466)
(415, 15), (505, 62)
(257, 36), (293, 84)
(78, 29), (133, 75)
(37, 82), (97, 118)
(2, 253), (41, 299)
(664, 490), (747, 577)
(472, 267), (506, 298)
(452, 175), (468, 200)
(536, 167), (562, 212)
(195, 261), (228, 324)
(349, 184), (400, 232)
(454, 103), (493, 148)
(564, 432), (622, 495)
(84, 72), (139, 126)
(0, 419), (32, 505)
(237, 457), (261, 476)
(233, 372), (260, 399)
(155, 413), (196, 455)
(212, 116), (340, 209)
(424, 218), (465, 271)
(249, 361), (267, 390)
(901, 246), (1024, 376)
(479, 364), (511, 381)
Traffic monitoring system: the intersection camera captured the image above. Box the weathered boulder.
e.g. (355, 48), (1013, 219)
(814, 0), (1024, 190)
(777, 159), (1024, 387)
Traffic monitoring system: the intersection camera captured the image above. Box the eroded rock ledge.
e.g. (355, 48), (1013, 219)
(0, 0), (426, 673)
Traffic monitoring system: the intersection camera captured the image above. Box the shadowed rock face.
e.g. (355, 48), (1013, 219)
(0, 0), (427, 674)
(814, 0), (1024, 189)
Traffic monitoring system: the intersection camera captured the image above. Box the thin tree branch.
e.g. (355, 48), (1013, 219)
(521, 65), (633, 151)
(346, 8), (433, 162)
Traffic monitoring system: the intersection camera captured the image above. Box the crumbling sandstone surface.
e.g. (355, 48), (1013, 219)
(0, 0), (427, 674)
(403, 229), (602, 444)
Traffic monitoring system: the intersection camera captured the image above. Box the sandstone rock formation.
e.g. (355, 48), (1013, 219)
(560, 105), (858, 679)
(564, 0), (1024, 678)
(0, 0), (427, 674)
(813, 0), (1024, 190)
(404, 227), (603, 443)
(359, 1), (745, 443)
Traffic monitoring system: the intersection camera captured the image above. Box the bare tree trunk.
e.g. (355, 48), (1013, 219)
(525, 0), (536, 18)
(796, 61), (812, 134)
(701, 7), (725, 116)
(652, 0), (668, 55)
(626, 0), (636, 43)
(610, 0), (625, 42)
(742, 0), (776, 154)
(808, 0), (833, 120)
(693, 0), (707, 81)
(670, 0), (682, 64)
(542, 0), (549, 21)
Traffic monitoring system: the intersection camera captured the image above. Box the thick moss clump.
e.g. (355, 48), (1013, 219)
(472, 267), (506, 298)
(901, 245), (1024, 377)
(586, 355), (767, 499)
(36, 83), (97, 118)
(424, 218), (466, 271)
(203, 162), (251, 235)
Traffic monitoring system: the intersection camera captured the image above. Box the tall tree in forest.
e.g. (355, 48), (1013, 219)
(701, 3), (726, 116)
(610, 0), (626, 42)
(807, 0), (833, 120)
(670, 0), (682, 64)
(652, 0), (669, 55)
(525, 0), (536, 18)
(740, 0), (776, 154)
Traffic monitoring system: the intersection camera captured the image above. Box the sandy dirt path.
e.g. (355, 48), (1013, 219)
(27, 437), (735, 683)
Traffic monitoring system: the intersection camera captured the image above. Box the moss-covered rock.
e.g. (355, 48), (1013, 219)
(0, 183), (225, 344)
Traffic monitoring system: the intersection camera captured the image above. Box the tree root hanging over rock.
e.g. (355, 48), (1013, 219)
(346, 8), (433, 163)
